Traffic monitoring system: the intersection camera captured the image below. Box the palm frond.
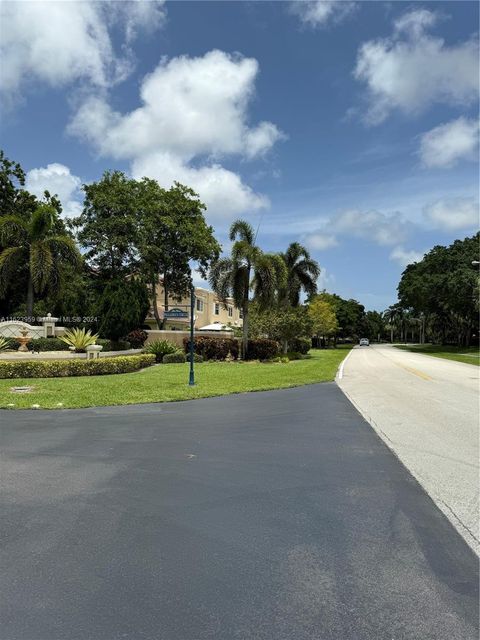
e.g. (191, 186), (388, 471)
(29, 204), (57, 241)
(0, 215), (28, 246)
(47, 235), (82, 267)
(30, 241), (54, 293)
(252, 253), (285, 309)
(232, 265), (249, 309)
(209, 258), (233, 301)
(231, 240), (260, 265)
(229, 219), (255, 245)
(0, 246), (27, 295)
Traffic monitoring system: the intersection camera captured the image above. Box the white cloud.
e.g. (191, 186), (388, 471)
(25, 163), (83, 218)
(317, 267), (335, 291)
(423, 197), (479, 231)
(419, 117), (479, 168)
(69, 50), (283, 162)
(390, 246), (424, 267)
(131, 152), (268, 221)
(354, 8), (479, 124)
(331, 208), (409, 246)
(305, 233), (338, 250)
(289, 1), (357, 28)
(0, 0), (165, 99)
(116, 0), (166, 43)
(69, 50), (283, 222)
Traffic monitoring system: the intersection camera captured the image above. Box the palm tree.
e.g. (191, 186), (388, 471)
(0, 204), (80, 316)
(384, 304), (411, 343)
(279, 242), (320, 307)
(209, 219), (286, 357)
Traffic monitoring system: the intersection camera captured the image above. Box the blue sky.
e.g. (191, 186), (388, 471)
(1, 1), (478, 310)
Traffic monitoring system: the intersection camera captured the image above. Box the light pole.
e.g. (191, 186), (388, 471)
(189, 280), (195, 386)
(472, 261), (480, 266)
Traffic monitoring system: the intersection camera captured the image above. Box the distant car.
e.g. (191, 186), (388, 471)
(359, 338), (369, 346)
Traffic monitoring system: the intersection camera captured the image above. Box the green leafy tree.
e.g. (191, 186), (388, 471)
(397, 233), (479, 346)
(362, 310), (385, 342)
(0, 203), (80, 317)
(249, 303), (312, 352)
(315, 291), (365, 341)
(138, 181), (220, 328)
(209, 220), (287, 357)
(0, 151), (65, 315)
(308, 297), (338, 341)
(72, 171), (141, 277)
(279, 242), (320, 307)
(97, 279), (150, 342)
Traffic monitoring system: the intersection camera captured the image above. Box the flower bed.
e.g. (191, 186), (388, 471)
(0, 354), (155, 379)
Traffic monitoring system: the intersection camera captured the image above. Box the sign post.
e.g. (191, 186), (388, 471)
(189, 284), (195, 386)
(160, 291), (195, 386)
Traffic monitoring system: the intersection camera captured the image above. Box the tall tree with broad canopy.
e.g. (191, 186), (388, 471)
(0, 203), (80, 316)
(72, 171), (141, 277)
(279, 242), (320, 307)
(314, 291), (365, 342)
(397, 233), (479, 346)
(209, 219), (287, 358)
(138, 181), (220, 329)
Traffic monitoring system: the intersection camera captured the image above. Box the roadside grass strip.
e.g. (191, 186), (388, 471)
(0, 348), (350, 410)
(394, 344), (479, 366)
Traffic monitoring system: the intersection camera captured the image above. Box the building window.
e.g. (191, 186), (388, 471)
(214, 302), (220, 315)
(239, 308), (243, 319)
(228, 306), (233, 317)
(196, 298), (204, 312)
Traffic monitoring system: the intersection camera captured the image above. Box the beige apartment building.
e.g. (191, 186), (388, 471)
(147, 281), (243, 331)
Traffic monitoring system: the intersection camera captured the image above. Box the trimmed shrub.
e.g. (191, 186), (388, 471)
(163, 351), (186, 364)
(192, 353), (204, 363)
(97, 338), (113, 351)
(126, 329), (148, 348)
(144, 339), (177, 363)
(183, 336), (239, 360)
(108, 340), (131, 351)
(285, 351), (302, 361)
(9, 337), (69, 352)
(289, 337), (311, 355)
(0, 354), (156, 379)
(245, 338), (279, 361)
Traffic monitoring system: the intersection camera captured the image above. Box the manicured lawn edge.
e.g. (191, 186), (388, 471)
(394, 344), (479, 366)
(0, 348), (350, 410)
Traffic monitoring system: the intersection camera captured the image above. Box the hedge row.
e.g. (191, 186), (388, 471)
(182, 336), (281, 361)
(5, 337), (132, 352)
(245, 339), (279, 360)
(0, 354), (155, 379)
(183, 336), (240, 360)
(8, 337), (69, 351)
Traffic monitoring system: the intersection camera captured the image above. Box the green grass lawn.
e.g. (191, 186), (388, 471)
(394, 344), (479, 366)
(0, 348), (350, 410)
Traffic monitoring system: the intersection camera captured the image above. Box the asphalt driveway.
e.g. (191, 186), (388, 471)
(1, 384), (478, 640)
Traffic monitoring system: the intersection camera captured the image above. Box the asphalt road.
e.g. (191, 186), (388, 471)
(338, 344), (479, 553)
(1, 384), (478, 640)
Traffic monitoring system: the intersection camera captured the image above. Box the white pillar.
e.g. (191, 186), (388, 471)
(41, 313), (59, 338)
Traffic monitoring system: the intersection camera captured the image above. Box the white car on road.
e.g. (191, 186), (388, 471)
(359, 338), (369, 346)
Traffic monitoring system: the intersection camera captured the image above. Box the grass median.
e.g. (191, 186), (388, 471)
(394, 344), (479, 366)
(0, 348), (351, 410)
